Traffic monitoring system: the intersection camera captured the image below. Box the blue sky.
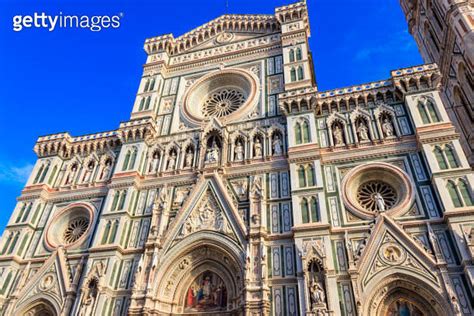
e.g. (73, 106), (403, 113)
(0, 0), (423, 234)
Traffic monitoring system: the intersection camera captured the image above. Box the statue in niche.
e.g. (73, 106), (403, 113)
(357, 121), (369, 141)
(333, 125), (344, 145)
(374, 192), (386, 212)
(185, 149), (194, 167)
(250, 175), (263, 199)
(254, 138), (263, 158)
(234, 140), (244, 161)
(234, 180), (248, 198)
(272, 135), (283, 156)
(149, 151), (160, 173)
(167, 152), (177, 171)
(99, 159), (112, 180)
(65, 163), (78, 185)
(206, 140), (220, 163)
(382, 118), (394, 137)
(82, 161), (94, 183)
(310, 281), (326, 305)
(79, 279), (98, 316)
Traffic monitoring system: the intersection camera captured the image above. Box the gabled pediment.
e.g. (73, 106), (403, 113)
(160, 173), (247, 253)
(15, 247), (71, 311)
(357, 215), (439, 291)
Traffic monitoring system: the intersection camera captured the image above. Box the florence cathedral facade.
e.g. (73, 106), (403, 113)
(0, 1), (473, 316)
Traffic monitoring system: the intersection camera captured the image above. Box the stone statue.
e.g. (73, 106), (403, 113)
(251, 176), (263, 198)
(272, 135), (283, 156)
(206, 140), (220, 163)
(99, 159), (112, 180)
(149, 152), (160, 173)
(83, 162), (94, 183)
(174, 188), (189, 206)
(260, 244), (267, 280)
(310, 281), (326, 306)
(65, 164), (78, 185)
(357, 121), (369, 141)
(234, 140), (244, 161)
(374, 192), (385, 212)
(185, 149), (193, 167)
(382, 118), (394, 137)
(254, 138), (263, 158)
(167, 152), (176, 171)
(333, 125), (344, 145)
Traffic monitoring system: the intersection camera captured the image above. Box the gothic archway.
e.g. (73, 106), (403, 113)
(364, 275), (451, 316)
(19, 299), (58, 316)
(152, 232), (245, 315)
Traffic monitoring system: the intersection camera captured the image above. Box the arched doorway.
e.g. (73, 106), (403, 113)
(152, 232), (245, 315)
(21, 300), (57, 316)
(364, 276), (451, 316)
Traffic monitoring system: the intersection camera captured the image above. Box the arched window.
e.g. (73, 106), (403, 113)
(31, 204), (42, 224)
(122, 150), (131, 171)
(427, 101), (440, 122)
(310, 197), (319, 222)
(302, 120), (310, 143)
(144, 96), (151, 110)
(418, 102), (430, 124)
(307, 165), (315, 186)
(149, 78), (156, 91)
(16, 204), (27, 223)
(434, 146), (448, 170)
(118, 190), (127, 210)
(289, 49), (295, 62)
(458, 180), (473, 207)
(0, 271), (12, 295)
(39, 163), (50, 183)
(33, 165), (44, 184)
(290, 68), (296, 82)
(17, 233), (29, 256)
(445, 145), (458, 168)
(109, 220), (119, 244)
(7, 232), (19, 255)
(129, 148), (138, 170)
(138, 98), (145, 111)
(21, 203), (32, 222)
(301, 198), (310, 223)
(1, 233), (13, 255)
(47, 165), (58, 185)
(298, 166), (306, 187)
(295, 123), (302, 144)
(101, 221), (111, 245)
(296, 47), (302, 61)
(111, 191), (120, 211)
(110, 262), (118, 286)
(143, 80), (150, 92)
(447, 181), (463, 207)
(297, 66), (304, 80)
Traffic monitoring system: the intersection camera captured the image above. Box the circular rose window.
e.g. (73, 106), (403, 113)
(182, 68), (259, 125)
(341, 162), (414, 219)
(44, 203), (94, 250)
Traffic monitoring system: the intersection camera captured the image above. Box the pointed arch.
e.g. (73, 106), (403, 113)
(447, 180), (463, 207)
(458, 179), (473, 207)
(301, 198), (310, 224)
(434, 146), (448, 170)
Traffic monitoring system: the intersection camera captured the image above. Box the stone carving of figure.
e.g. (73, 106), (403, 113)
(251, 176), (263, 199)
(149, 151), (160, 173)
(83, 162), (94, 183)
(234, 140), (244, 161)
(174, 188), (189, 206)
(260, 245), (267, 280)
(374, 192), (385, 212)
(333, 125), (344, 145)
(65, 163), (78, 185)
(357, 121), (369, 141)
(234, 180), (248, 198)
(158, 187), (169, 211)
(79, 281), (98, 316)
(382, 118), (394, 137)
(310, 281), (326, 306)
(254, 138), (263, 158)
(272, 135), (283, 156)
(167, 152), (177, 171)
(99, 159), (112, 180)
(206, 140), (220, 163)
(185, 149), (194, 167)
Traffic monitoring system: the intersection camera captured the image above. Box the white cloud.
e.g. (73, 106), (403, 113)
(0, 161), (34, 185)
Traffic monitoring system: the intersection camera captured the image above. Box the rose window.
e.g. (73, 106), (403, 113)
(202, 88), (245, 118)
(356, 181), (397, 212)
(63, 217), (89, 244)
